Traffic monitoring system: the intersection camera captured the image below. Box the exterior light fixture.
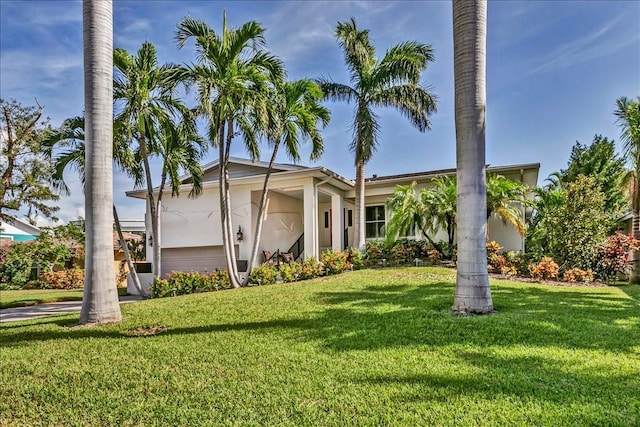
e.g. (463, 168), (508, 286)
(237, 225), (244, 242)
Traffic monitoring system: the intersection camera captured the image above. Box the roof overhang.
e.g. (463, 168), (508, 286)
(126, 166), (354, 200)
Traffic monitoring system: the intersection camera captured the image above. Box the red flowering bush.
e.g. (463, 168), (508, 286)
(562, 268), (594, 283)
(593, 232), (640, 283)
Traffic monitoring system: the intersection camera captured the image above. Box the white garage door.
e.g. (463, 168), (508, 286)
(161, 245), (238, 278)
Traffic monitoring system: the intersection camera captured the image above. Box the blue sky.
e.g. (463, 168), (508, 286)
(1, 1), (639, 225)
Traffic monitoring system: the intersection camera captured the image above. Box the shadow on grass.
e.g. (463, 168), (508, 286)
(2, 280), (639, 356)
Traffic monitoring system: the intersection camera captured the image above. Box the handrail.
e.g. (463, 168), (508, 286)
(287, 233), (304, 261)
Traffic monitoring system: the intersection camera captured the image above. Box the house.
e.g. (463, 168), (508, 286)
(0, 215), (40, 242)
(126, 158), (539, 278)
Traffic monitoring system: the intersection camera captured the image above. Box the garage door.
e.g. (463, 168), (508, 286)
(161, 245), (238, 278)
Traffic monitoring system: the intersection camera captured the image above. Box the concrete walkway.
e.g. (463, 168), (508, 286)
(0, 296), (141, 323)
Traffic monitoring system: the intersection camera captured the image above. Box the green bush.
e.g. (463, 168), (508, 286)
(279, 262), (302, 283)
(320, 250), (350, 275)
(248, 264), (278, 286)
(346, 248), (365, 270)
(364, 240), (387, 266)
(150, 270), (232, 298)
(298, 257), (324, 280)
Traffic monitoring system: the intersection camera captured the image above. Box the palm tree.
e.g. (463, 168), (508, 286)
(451, 0), (493, 314)
(485, 174), (527, 235)
(425, 176), (458, 246)
(175, 13), (284, 288)
(81, 0), (121, 324)
(43, 116), (145, 296)
(614, 96), (640, 283)
(113, 41), (197, 278)
(385, 181), (439, 246)
(242, 79), (329, 285)
(318, 18), (437, 250)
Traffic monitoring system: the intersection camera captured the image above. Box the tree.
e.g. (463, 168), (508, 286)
(529, 175), (608, 271)
(114, 41), (203, 278)
(451, 0), (492, 314)
(0, 98), (59, 224)
(81, 0), (121, 324)
(242, 79), (329, 285)
(43, 116), (146, 296)
(385, 174), (526, 248)
(551, 135), (630, 226)
(614, 96), (640, 283)
(318, 18), (437, 250)
(176, 13), (284, 288)
(485, 174), (527, 235)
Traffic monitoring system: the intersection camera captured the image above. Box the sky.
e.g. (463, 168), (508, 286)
(1, 0), (639, 226)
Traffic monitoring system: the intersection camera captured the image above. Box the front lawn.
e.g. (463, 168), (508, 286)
(1, 267), (639, 426)
(0, 287), (128, 309)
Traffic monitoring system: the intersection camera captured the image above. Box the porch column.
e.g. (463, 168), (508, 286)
(331, 194), (343, 251)
(303, 180), (318, 259)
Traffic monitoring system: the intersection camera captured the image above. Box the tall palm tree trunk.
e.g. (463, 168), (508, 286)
(217, 121), (241, 288)
(138, 136), (161, 278)
(243, 142), (280, 286)
(354, 160), (366, 249)
(113, 205), (145, 296)
(80, 0), (121, 324)
(451, 0), (493, 314)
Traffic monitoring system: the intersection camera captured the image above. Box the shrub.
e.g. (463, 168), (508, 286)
(486, 241), (502, 257)
(279, 262), (302, 283)
(528, 257), (559, 281)
(503, 251), (535, 276)
(433, 241), (457, 261)
(298, 257), (324, 280)
(320, 250), (350, 275)
(500, 265), (517, 276)
(38, 269), (84, 289)
(593, 232), (640, 283)
(428, 249), (442, 262)
(248, 264), (278, 286)
(150, 269), (232, 298)
(364, 240), (387, 265)
(562, 268), (594, 283)
(346, 248), (365, 270)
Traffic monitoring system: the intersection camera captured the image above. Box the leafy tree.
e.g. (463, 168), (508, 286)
(242, 79), (330, 285)
(114, 41), (203, 278)
(0, 98), (59, 224)
(550, 135), (629, 226)
(318, 18), (437, 250)
(451, 0), (492, 314)
(176, 13), (284, 288)
(529, 175), (608, 271)
(614, 96), (640, 283)
(81, 0), (121, 324)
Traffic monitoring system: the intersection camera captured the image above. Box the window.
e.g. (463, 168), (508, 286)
(365, 205), (385, 238)
(324, 211), (329, 228)
(347, 209), (353, 227)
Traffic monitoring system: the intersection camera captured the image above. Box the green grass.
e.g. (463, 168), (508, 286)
(1, 267), (639, 426)
(0, 288), (129, 309)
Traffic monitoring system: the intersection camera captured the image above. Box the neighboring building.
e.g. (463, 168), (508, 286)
(126, 157), (539, 278)
(0, 216), (40, 242)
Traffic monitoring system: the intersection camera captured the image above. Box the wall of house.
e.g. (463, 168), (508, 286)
(0, 220), (39, 242)
(251, 190), (304, 262)
(160, 185), (253, 261)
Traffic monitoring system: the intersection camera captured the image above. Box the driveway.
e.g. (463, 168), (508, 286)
(0, 296), (141, 323)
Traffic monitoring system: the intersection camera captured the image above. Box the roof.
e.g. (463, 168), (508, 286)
(0, 215), (41, 235)
(365, 163), (541, 184)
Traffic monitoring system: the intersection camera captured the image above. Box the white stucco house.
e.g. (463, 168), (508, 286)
(0, 215), (41, 242)
(126, 158), (539, 278)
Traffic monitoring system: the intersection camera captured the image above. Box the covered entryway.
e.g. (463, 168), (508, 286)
(161, 245), (239, 278)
